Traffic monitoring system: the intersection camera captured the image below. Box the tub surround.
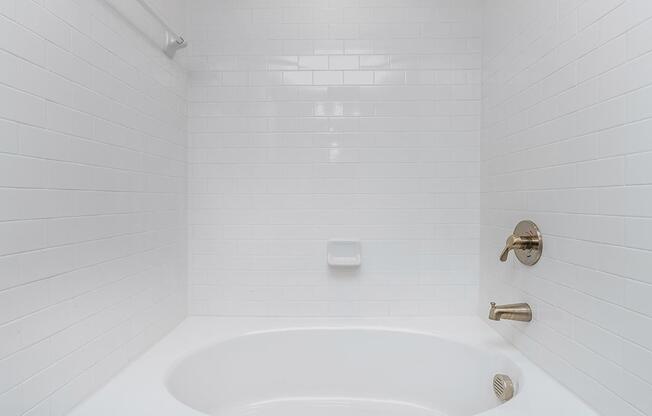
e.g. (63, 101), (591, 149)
(184, 0), (482, 317)
(1, 1), (651, 415)
(0, 0), (187, 414)
(481, 1), (652, 415)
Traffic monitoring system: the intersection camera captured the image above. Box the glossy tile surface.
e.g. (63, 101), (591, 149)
(0, 0), (188, 414)
(481, 1), (652, 415)
(184, 0), (483, 317)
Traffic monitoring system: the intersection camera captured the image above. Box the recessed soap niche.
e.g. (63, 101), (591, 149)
(327, 240), (362, 267)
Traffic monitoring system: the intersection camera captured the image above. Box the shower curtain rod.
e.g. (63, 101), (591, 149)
(134, 0), (182, 41)
(106, 0), (187, 58)
(134, 0), (186, 57)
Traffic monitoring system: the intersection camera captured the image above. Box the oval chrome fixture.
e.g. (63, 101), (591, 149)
(493, 374), (515, 401)
(499, 220), (542, 266)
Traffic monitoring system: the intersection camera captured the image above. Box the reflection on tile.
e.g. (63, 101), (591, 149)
(185, 0), (482, 319)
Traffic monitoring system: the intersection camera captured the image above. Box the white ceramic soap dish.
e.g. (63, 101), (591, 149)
(327, 240), (361, 267)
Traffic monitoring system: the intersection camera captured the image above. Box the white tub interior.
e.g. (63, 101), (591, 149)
(167, 329), (519, 416)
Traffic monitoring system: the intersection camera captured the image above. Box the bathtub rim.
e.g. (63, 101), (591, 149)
(68, 316), (600, 416)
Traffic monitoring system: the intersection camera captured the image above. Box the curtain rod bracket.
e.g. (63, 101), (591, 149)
(164, 32), (187, 58)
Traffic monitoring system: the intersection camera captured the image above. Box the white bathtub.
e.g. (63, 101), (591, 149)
(70, 317), (598, 416)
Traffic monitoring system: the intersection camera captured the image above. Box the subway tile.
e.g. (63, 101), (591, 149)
(0, 14), (46, 65)
(625, 280), (652, 317)
(343, 71), (373, 85)
(0, 0), (187, 412)
(15, 0), (70, 50)
(482, 1), (652, 414)
(184, 0), (481, 322)
(282, 71), (313, 85)
(329, 55), (358, 70)
(0, 119), (19, 153)
(626, 151), (652, 185)
(5, 0), (652, 414)
(628, 18), (652, 59)
(0, 84), (47, 126)
(298, 55), (328, 70)
(313, 70), (343, 85)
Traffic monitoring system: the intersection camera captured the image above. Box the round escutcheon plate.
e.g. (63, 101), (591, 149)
(513, 220), (543, 266)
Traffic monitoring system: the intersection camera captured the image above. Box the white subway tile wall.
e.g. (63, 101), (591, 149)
(184, 0), (482, 317)
(482, 1), (652, 415)
(0, 0), (187, 414)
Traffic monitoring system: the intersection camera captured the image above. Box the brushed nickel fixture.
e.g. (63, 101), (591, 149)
(499, 220), (542, 266)
(493, 374), (515, 401)
(488, 302), (532, 322)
